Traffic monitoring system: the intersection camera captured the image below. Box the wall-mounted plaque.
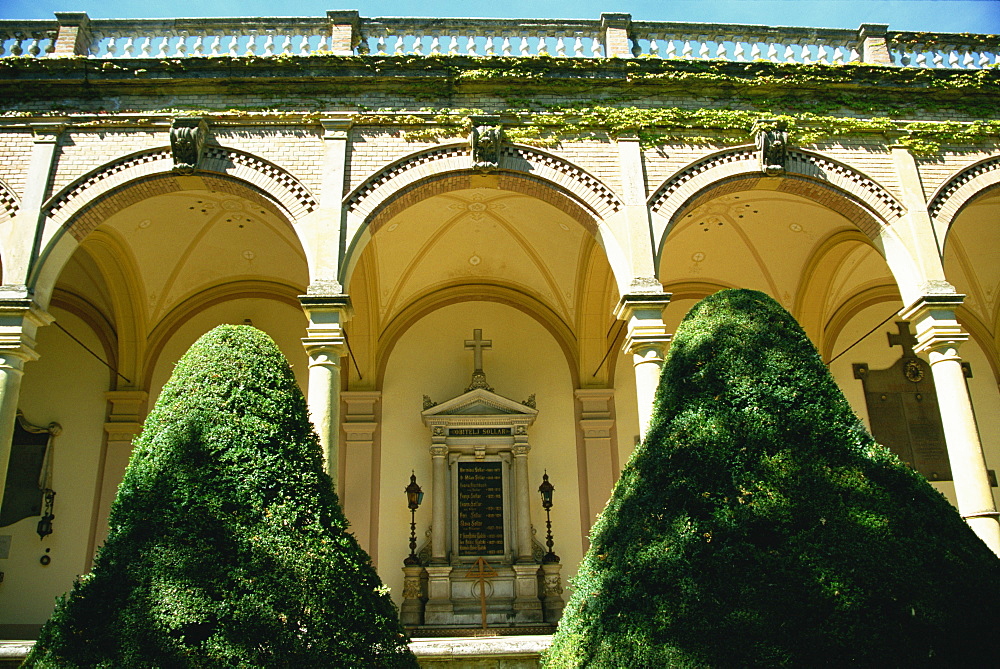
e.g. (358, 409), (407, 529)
(457, 461), (504, 556)
(853, 323), (951, 481)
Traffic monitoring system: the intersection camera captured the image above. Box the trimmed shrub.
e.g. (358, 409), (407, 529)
(546, 289), (1000, 667)
(26, 325), (416, 668)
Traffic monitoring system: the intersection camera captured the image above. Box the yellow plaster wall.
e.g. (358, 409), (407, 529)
(1, 309), (109, 628)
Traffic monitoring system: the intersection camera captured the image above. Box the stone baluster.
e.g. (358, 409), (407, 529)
(0, 34), (7, 58)
(27, 36), (42, 58)
(715, 37), (727, 60)
(193, 33), (206, 57)
(556, 35), (566, 57)
(665, 39), (677, 58)
(698, 36), (710, 59)
(466, 35), (476, 55)
(430, 31), (441, 54)
(537, 32), (550, 56)
(948, 45), (960, 68)
(176, 31), (189, 57)
(682, 39), (694, 59)
(157, 32), (171, 58)
(485, 34), (497, 56)
(245, 31), (258, 56)
(263, 31), (275, 56)
(901, 295), (1000, 556)
(518, 35), (529, 56)
(122, 35), (136, 57)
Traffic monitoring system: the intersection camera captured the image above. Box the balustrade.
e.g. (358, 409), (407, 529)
(0, 13), (997, 70)
(888, 32), (1000, 69)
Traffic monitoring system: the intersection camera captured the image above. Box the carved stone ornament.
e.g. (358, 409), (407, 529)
(170, 117), (209, 174)
(470, 122), (504, 172)
(754, 120), (788, 176)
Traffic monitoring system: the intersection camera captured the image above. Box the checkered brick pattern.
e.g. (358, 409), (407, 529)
(651, 148), (904, 233)
(347, 145), (470, 214)
(0, 182), (19, 221)
(501, 146), (622, 218)
(46, 149), (172, 224)
(929, 156), (1000, 223)
(203, 147), (318, 218)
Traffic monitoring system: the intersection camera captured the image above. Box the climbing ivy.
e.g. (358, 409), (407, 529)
(1, 53), (998, 156)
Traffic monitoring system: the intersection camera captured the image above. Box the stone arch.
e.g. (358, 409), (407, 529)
(929, 156), (1000, 248)
(30, 146), (317, 306)
(341, 143), (629, 292)
(374, 281), (579, 389)
(649, 146), (906, 263)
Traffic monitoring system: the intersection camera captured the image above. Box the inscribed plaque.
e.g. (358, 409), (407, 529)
(457, 461), (504, 556)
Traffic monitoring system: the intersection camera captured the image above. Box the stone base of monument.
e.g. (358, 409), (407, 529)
(410, 634), (553, 668)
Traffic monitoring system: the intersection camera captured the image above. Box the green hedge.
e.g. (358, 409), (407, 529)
(25, 325), (416, 668)
(546, 289), (1000, 667)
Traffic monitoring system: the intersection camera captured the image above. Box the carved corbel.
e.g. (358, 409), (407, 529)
(170, 117), (209, 174)
(469, 115), (504, 172)
(753, 119), (789, 176)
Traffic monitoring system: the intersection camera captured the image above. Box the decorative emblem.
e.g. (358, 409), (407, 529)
(469, 117), (503, 172)
(904, 359), (925, 383)
(753, 119), (788, 176)
(170, 117), (209, 174)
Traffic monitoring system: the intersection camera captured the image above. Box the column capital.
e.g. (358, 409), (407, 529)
(899, 293), (969, 355)
(0, 299), (53, 364)
(614, 292), (672, 356)
(300, 294), (352, 356)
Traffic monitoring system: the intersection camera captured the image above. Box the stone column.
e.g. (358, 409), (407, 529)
(89, 389), (148, 561)
(540, 561), (565, 623)
(300, 295), (351, 492)
(614, 293), (672, 441)
(902, 294), (1000, 556)
(0, 299), (51, 506)
(341, 391), (380, 555)
(424, 440), (454, 623)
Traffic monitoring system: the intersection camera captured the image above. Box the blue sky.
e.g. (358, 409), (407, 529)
(1, 1), (998, 33)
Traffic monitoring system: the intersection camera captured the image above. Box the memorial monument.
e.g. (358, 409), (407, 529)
(400, 330), (563, 633)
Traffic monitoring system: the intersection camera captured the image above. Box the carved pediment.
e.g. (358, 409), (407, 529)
(421, 388), (538, 422)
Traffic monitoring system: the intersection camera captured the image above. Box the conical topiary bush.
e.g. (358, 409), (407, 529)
(546, 289), (1000, 667)
(25, 325), (416, 668)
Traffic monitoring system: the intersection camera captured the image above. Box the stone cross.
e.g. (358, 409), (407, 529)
(888, 321), (918, 357)
(465, 329), (492, 371)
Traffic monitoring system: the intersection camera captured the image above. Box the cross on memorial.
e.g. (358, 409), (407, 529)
(465, 556), (497, 630)
(465, 329), (492, 371)
(888, 321), (918, 358)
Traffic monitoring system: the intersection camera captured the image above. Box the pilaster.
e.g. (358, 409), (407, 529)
(300, 295), (352, 490)
(3, 123), (63, 295)
(901, 294), (1000, 556)
(341, 390), (380, 555)
(90, 390), (148, 560)
(614, 293), (672, 440)
(574, 388), (616, 531)
(540, 561), (565, 623)
(617, 136), (658, 284)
